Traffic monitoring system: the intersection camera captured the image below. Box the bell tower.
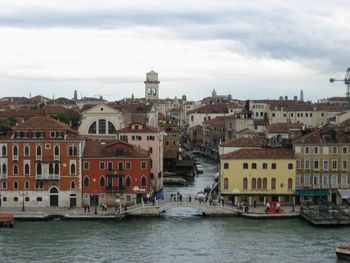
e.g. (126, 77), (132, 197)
(145, 70), (159, 101)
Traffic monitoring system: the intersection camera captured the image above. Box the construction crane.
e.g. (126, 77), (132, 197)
(330, 68), (350, 110)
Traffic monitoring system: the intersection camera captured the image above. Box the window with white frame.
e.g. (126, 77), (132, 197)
(304, 174), (310, 187)
(305, 146), (310, 154)
(341, 174), (348, 188)
(305, 159), (310, 169)
(313, 160), (319, 170)
(343, 147), (348, 154)
(323, 146), (329, 155)
(332, 146), (338, 154)
(322, 174), (329, 187)
(323, 160), (329, 170)
(331, 174), (338, 187)
(294, 146), (301, 154)
(295, 174), (301, 187)
(332, 160), (337, 170)
(313, 174), (320, 186)
(314, 147), (318, 154)
(342, 160), (348, 170)
(296, 160), (301, 169)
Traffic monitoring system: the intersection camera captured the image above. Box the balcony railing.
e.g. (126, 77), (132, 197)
(106, 169), (124, 176)
(106, 186), (124, 193)
(35, 174), (60, 180)
(13, 155), (18, 161)
(0, 174), (7, 180)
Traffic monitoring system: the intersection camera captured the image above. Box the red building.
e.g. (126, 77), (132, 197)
(0, 117), (84, 208)
(82, 140), (151, 208)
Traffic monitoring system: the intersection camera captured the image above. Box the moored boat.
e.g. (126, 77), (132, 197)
(195, 164), (204, 173)
(0, 214), (14, 228)
(336, 244), (350, 259)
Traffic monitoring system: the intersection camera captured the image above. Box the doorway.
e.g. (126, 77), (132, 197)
(50, 187), (59, 207)
(70, 194), (77, 208)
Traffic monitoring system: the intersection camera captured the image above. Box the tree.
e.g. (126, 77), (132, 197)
(0, 117), (18, 127)
(51, 110), (80, 130)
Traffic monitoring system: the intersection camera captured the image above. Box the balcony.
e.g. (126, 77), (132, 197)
(0, 174), (7, 180)
(35, 174), (60, 180)
(13, 155), (18, 161)
(54, 155), (60, 161)
(106, 186), (124, 193)
(106, 169), (124, 177)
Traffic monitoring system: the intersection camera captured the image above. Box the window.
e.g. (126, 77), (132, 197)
(288, 178), (293, 190)
(332, 160), (337, 170)
(294, 146), (301, 154)
(126, 176), (132, 187)
(252, 163), (257, 169)
(305, 146), (310, 154)
(13, 145), (18, 157)
(224, 163), (229, 169)
(313, 174), (320, 186)
(13, 164), (18, 175)
(24, 145), (30, 156)
(141, 162), (147, 169)
(108, 122), (116, 134)
(83, 161), (89, 170)
(313, 160), (319, 170)
(304, 174), (310, 187)
(49, 163), (54, 174)
(83, 176), (89, 187)
(37, 197), (43, 202)
(271, 178), (276, 190)
(107, 162), (113, 171)
(342, 160), (348, 170)
(50, 131), (56, 138)
(322, 174), (329, 186)
(36, 163), (42, 175)
(2, 181), (6, 189)
(1, 145), (6, 156)
(343, 147), (348, 154)
(2, 164), (6, 175)
(13, 181), (18, 189)
(305, 160), (310, 169)
(243, 163), (248, 169)
(271, 163), (276, 169)
(262, 163), (267, 169)
(341, 174), (348, 187)
(118, 162), (123, 171)
(251, 178), (256, 190)
(98, 119), (106, 134)
(99, 162), (105, 170)
(257, 178), (262, 189)
(332, 147), (338, 154)
(14, 197), (18, 202)
(54, 145), (59, 156)
(54, 163), (59, 175)
(263, 178), (267, 189)
(296, 160), (301, 169)
(314, 147), (318, 154)
(288, 163), (293, 170)
(223, 178), (229, 190)
(25, 180), (30, 189)
(88, 121), (97, 134)
(243, 178), (248, 190)
(323, 146), (329, 155)
(70, 163), (76, 175)
(126, 162), (131, 170)
(141, 176), (147, 187)
(24, 164), (30, 175)
(36, 181), (43, 189)
(25, 197), (30, 202)
(323, 160), (329, 170)
(100, 176), (105, 187)
(331, 174), (338, 187)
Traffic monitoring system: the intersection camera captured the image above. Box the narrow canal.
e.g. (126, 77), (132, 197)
(0, 156), (349, 263)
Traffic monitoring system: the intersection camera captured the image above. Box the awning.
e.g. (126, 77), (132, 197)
(295, 189), (329, 196)
(338, 189), (350, 199)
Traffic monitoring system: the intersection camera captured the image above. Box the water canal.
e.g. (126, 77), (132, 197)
(0, 156), (349, 263)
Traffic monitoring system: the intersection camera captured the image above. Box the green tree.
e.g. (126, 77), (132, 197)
(51, 110), (80, 130)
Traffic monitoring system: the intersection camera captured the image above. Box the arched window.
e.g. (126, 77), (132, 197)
(83, 176), (89, 187)
(252, 178), (256, 189)
(126, 176), (131, 187)
(13, 181), (18, 189)
(2, 164), (6, 175)
(108, 121), (116, 134)
(69, 146), (73, 156)
(141, 176), (147, 187)
(73, 146), (78, 156)
(49, 163), (54, 174)
(243, 163), (248, 169)
(100, 176), (105, 187)
(13, 145), (18, 156)
(243, 177), (248, 190)
(55, 163), (59, 174)
(71, 181), (76, 189)
(36, 145), (42, 156)
(24, 164), (30, 175)
(271, 178), (276, 190)
(25, 180), (29, 189)
(54, 145), (59, 156)
(98, 119), (106, 134)
(70, 163), (76, 175)
(2, 181), (7, 189)
(36, 163), (42, 175)
(223, 178), (229, 190)
(13, 164), (18, 175)
(257, 178), (262, 189)
(263, 178), (267, 189)
(2, 145), (6, 156)
(24, 145), (30, 156)
(88, 121), (97, 134)
(288, 178), (293, 190)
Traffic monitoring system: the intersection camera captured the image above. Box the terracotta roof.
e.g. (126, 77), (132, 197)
(187, 103), (228, 114)
(267, 123), (303, 133)
(83, 140), (149, 158)
(220, 136), (266, 147)
(44, 106), (71, 115)
(0, 109), (44, 118)
(221, 148), (295, 160)
(293, 125), (350, 144)
(13, 117), (69, 130)
(205, 116), (226, 126)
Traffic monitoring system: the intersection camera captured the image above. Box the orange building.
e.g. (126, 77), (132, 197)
(82, 140), (151, 208)
(0, 117), (84, 208)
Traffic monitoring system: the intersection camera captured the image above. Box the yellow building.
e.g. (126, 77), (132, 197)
(220, 148), (295, 205)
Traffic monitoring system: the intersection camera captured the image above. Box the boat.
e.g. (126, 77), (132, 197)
(195, 164), (204, 174)
(336, 244), (350, 259)
(0, 214), (14, 228)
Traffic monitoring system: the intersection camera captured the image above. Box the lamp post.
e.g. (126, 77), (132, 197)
(20, 192), (27, 212)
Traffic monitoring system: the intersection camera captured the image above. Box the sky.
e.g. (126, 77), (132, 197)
(0, 0), (349, 102)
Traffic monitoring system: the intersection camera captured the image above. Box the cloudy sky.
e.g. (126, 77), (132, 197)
(0, 0), (349, 101)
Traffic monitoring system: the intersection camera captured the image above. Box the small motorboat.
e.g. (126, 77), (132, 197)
(0, 214), (14, 228)
(195, 164), (204, 174)
(336, 244), (350, 259)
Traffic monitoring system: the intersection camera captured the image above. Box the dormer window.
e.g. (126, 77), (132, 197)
(50, 131), (56, 138)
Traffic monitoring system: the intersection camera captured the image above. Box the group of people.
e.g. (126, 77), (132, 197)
(170, 192), (184, 202)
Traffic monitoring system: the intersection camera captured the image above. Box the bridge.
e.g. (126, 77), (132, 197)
(120, 199), (239, 217)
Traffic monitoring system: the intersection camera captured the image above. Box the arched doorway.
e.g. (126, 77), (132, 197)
(70, 194), (77, 208)
(50, 187), (59, 207)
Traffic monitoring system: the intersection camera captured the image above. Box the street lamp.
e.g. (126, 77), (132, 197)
(94, 192), (98, 215)
(20, 192), (27, 212)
